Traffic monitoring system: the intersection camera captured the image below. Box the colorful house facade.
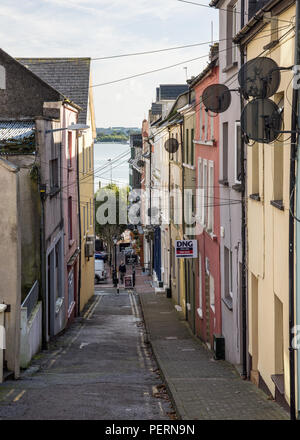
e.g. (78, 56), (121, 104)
(190, 45), (222, 348)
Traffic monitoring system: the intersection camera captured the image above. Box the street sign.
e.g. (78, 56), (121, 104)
(124, 275), (133, 289)
(175, 240), (198, 259)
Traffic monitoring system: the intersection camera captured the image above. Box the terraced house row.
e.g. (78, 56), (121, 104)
(139, 0), (300, 418)
(0, 49), (96, 382)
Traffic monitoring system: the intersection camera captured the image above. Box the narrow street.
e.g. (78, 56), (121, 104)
(0, 284), (174, 420)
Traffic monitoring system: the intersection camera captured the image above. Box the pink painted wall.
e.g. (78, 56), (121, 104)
(61, 105), (80, 323)
(193, 64), (221, 346)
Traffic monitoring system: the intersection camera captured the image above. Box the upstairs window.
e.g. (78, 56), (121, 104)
(0, 65), (6, 90)
(226, 2), (238, 67)
(68, 131), (72, 169)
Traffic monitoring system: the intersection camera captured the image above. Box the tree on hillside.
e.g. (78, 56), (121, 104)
(95, 184), (129, 256)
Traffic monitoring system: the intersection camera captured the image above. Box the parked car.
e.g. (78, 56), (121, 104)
(95, 259), (107, 283)
(95, 251), (108, 262)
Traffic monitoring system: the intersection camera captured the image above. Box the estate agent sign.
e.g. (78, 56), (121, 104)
(175, 240), (198, 259)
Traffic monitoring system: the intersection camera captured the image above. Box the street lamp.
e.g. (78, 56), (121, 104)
(107, 158), (112, 184)
(113, 237), (118, 288)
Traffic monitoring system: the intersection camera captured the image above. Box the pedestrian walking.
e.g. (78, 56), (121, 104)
(119, 261), (126, 284)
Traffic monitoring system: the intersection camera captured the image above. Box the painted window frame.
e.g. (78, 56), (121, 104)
(207, 160), (214, 233)
(235, 121), (242, 184)
(198, 253), (203, 319)
(202, 159), (208, 226)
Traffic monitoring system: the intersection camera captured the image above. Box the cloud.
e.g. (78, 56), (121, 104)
(0, 0), (218, 125)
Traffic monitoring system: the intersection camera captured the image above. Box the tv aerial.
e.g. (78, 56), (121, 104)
(238, 57), (282, 99)
(241, 98), (283, 143)
(202, 84), (232, 113)
(164, 137), (179, 153)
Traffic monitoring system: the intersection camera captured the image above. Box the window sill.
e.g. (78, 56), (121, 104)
(263, 39), (279, 51)
(270, 200), (284, 211)
(197, 308), (203, 319)
(232, 183), (242, 193)
(219, 179), (229, 187)
(208, 230), (217, 241)
(222, 296), (233, 311)
(194, 140), (215, 146)
(222, 62), (238, 73)
(249, 193), (261, 202)
(183, 163), (196, 170)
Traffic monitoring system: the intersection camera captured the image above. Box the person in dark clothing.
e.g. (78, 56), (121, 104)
(119, 261), (126, 284)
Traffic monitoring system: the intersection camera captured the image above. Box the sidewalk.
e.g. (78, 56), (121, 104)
(135, 273), (289, 420)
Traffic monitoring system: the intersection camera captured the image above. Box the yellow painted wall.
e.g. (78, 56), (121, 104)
(79, 82), (96, 312)
(246, 5), (295, 405)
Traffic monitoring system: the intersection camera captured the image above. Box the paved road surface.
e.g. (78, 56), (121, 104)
(0, 287), (174, 420)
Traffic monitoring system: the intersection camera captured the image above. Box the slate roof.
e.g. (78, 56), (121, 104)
(0, 121), (35, 144)
(158, 84), (188, 101)
(17, 58), (91, 124)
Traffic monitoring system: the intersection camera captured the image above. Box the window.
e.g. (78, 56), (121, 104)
(68, 132), (72, 168)
(185, 129), (189, 163)
(222, 122), (228, 182)
(235, 122), (241, 183)
(191, 129), (194, 165)
(226, 2), (238, 66)
(89, 145), (92, 170)
(197, 158), (202, 221)
(232, 3), (238, 63)
(82, 206), (85, 236)
(224, 246), (233, 299)
(204, 109), (208, 140)
(210, 112), (214, 140)
(175, 132), (179, 162)
(273, 92), (284, 202)
(202, 160), (208, 225)
(82, 139), (85, 173)
(199, 101), (203, 141)
(0, 65), (6, 90)
(271, 16), (278, 43)
(68, 197), (73, 240)
(207, 161), (214, 232)
(90, 199), (93, 226)
(210, 274), (215, 313)
(50, 158), (59, 191)
(86, 202), (89, 232)
(251, 143), (259, 195)
(198, 253), (203, 318)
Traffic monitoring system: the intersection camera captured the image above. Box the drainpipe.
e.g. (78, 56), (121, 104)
(40, 182), (47, 348)
(180, 119), (187, 318)
(168, 127), (172, 298)
(289, 0), (299, 421)
(76, 132), (82, 315)
(239, 0), (248, 381)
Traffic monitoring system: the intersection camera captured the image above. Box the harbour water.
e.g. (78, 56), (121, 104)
(94, 142), (130, 192)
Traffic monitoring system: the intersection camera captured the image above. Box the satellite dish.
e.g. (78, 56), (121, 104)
(164, 138), (179, 153)
(238, 57), (280, 99)
(241, 98), (282, 143)
(202, 84), (231, 113)
(137, 160), (145, 167)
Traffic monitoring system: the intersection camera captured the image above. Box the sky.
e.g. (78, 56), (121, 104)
(0, 0), (218, 128)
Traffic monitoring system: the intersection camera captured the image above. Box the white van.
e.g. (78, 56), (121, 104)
(95, 259), (107, 283)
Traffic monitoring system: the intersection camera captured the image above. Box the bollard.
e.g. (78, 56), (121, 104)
(0, 304), (7, 383)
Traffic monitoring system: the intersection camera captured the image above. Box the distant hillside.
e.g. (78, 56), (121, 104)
(96, 127), (141, 143)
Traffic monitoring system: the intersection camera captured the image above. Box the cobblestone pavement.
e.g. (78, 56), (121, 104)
(0, 286), (174, 420)
(136, 274), (289, 420)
